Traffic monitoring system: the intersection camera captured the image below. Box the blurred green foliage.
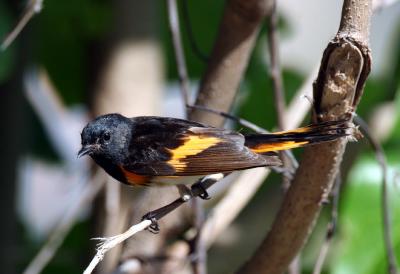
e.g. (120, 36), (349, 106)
(331, 156), (400, 274)
(0, 1), (15, 83)
(161, 0), (224, 80)
(34, 0), (112, 105)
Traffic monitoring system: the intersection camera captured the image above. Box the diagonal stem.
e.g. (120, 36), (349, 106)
(167, 0), (191, 111)
(354, 115), (399, 274)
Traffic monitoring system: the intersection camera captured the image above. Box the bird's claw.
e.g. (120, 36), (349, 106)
(141, 213), (160, 234)
(191, 183), (211, 200)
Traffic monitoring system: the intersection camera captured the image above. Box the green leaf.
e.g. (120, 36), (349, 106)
(330, 156), (400, 274)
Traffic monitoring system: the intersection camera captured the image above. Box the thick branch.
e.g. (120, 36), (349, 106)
(189, 0), (273, 126)
(185, 2), (273, 273)
(237, 1), (372, 274)
(185, 2), (273, 272)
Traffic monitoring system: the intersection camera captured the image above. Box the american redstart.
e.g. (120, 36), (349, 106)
(78, 113), (353, 192)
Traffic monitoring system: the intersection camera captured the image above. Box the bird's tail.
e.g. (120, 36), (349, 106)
(245, 120), (356, 155)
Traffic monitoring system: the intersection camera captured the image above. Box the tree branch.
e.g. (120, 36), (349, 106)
(237, 1), (372, 274)
(167, 2), (209, 272)
(181, 0), (208, 62)
(185, 1), (274, 273)
(83, 175), (222, 274)
(266, 0), (285, 130)
(312, 173), (342, 274)
(1, 0), (43, 50)
(23, 171), (106, 274)
(188, 65), (315, 249)
(189, 0), (274, 126)
(84, 219), (153, 274)
(167, 0), (191, 111)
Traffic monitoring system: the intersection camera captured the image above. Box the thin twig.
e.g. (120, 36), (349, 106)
(167, 0), (191, 111)
(84, 219), (153, 274)
(266, 0), (293, 203)
(181, 0), (208, 62)
(24, 68), (87, 167)
(190, 199), (207, 274)
(23, 171), (106, 274)
(186, 55), (344, 251)
(189, 0), (274, 126)
(187, 104), (298, 170)
(83, 175), (223, 274)
(183, 2), (274, 271)
(288, 257), (301, 274)
(284, 66), (318, 129)
(201, 168), (270, 248)
(196, 72), (337, 250)
(22, 67), (100, 274)
(185, 61), (320, 254)
(1, 0), (43, 50)
(266, 0), (285, 130)
(167, 1), (206, 272)
(188, 104), (268, 133)
(312, 173), (342, 274)
(354, 115), (399, 274)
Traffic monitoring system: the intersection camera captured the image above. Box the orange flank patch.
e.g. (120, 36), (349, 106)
(250, 141), (309, 153)
(120, 167), (149, 186)
(167, 135), (220, 171)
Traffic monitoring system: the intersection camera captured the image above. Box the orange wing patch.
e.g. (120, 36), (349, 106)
(167, 135), (221, 171)
(250, 140), (309, 153)
(120, 167), (149, 186)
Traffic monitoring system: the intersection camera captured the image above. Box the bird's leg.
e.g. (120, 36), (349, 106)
(141, 212), (160, 234)
(141, 174), (224, 233)
(176, 184), (194, 201)
(191, 173), (224, 200)
(191, 182), (210, 200)
(142, 186), (194, 234)
(141, 196), (189, 234)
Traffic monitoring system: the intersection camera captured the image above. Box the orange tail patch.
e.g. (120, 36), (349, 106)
(245, 119), (351, 154)
(250, 141), (309, 153)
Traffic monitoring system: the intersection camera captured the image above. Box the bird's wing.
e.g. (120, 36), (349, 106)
(124, 126), (280, 176)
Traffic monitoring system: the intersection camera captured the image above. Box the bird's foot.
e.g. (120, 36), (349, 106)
(141, 212), (160, 234)
(191, 181), (211, 200)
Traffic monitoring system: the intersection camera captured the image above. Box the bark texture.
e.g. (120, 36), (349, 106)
(190, 0), (273, 126)
(237, 1), (372, 274)
(187, 1), (273, 274)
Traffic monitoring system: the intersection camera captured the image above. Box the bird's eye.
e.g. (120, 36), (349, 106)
(103, 132), (111, 141)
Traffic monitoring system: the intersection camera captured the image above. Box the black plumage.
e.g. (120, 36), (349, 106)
(78, 113), (351, 186)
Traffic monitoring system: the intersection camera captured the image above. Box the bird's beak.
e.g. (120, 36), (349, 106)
(77, 145), (94, 158)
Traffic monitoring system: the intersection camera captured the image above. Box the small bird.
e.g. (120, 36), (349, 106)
(78, 113), (352, 194)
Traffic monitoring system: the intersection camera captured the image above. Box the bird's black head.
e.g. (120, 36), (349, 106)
(78, 113), (132, 163)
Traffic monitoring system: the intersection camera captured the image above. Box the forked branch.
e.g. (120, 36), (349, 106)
(237, 1), (372, 273)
